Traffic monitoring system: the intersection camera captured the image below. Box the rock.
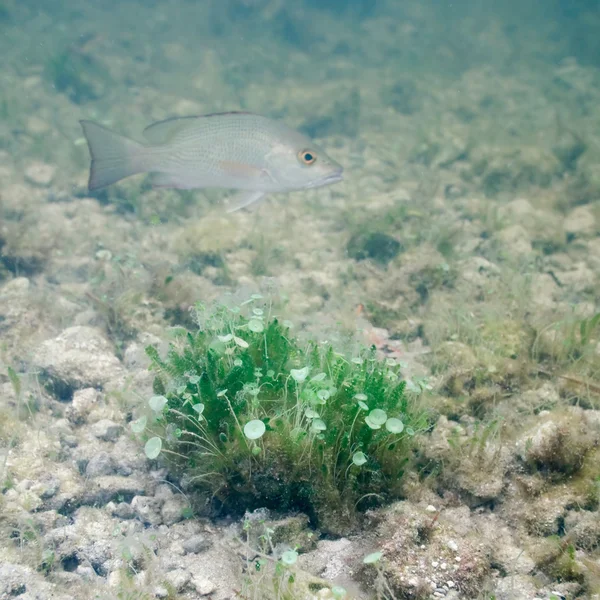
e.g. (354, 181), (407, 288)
(182, 534), (211, 554)
(85, 451), (116, 477)
(31, 475), (61, 500)
(164, 568), (191, 592)
(24, 161), (56, 187)
(69, 388), (99, 423)
(161, 495), (189, 526)
(81, 476), (146, 507)
(26, 115), (51, 135)
(131, 495), (163, 526)
(530, 273), (560, 310)
(108, 501), (135, 520)
(153, 585), (169, 598)
(32, 326), (124, 399)
(564, 509), (600, 550)
(564, 205), (597, 238)
(495, 224), (533, 258)
(90, 419), (123, 442)
(361, 502), (492, 598)
(191, 575), (216, 595)
(0, 562), (75, 600)
(516, 408), (598, 475)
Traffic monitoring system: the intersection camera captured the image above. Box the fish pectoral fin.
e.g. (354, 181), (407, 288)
(225, 191), (266, 213)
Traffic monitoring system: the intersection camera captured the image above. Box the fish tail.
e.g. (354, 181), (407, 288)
(80, 120), (153, 191)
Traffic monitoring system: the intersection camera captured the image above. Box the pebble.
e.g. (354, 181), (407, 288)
(71, 388), (99, 421)
(86, 451), (116, 477)
(447, 581), (455, 588)
(91, 419), (123, 442)
(426, 504), (437, 512)
(108, 502), (135, 519)
(191, 575), (216, 596)
(161, 496), (188, 526)
(164, 568), (191, 592)
(447, 540), (459, 552)
(24, 161), (56, 187)
(182, 534), (211, 554)
(26, 116), (51, 135)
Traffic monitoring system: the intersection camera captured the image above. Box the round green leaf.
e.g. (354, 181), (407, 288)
(248, 319), (264, 333)
(358, 401), (369, 411)
(354, 393), (367, 401)
(130, 415), (147, 433)
(310, 418), (327, 432)
(290, 367), (309, 383)
(188, 375), (200, 384)
(352, 451), (367, 466)
(192, 403), (205, 416)
(280, 550), (298, 566)
(365, 416), (381, 430)
(369, 408), (388, 426)
(244, 419), (266, 440)
(149, 395), (168, 412)
(234, 336), (249, 348)
(144, 437), (162, 459)
(363, 551), (383, 564)
(218, 334), (233, 342)
(385, 417), (404, 433)
(317, 389), (330, 402)
(305, 408), (320, 419)
(311, 372), (326, 382)
(251, 445), (262, 456)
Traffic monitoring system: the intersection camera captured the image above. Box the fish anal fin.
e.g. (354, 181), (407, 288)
(150, 172), (197, 189)
(226, 191), (265, 213)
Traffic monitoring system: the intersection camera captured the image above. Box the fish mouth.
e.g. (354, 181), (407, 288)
(304, 168), (344, 189)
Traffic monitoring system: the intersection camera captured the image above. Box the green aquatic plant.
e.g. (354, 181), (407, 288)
(45, 44), (111, 105)
(135, 296), (427, 532)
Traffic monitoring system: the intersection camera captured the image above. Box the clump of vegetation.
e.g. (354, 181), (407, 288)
(133, 296), (428, 533)
(347, 232), (403, 266)
(45, 39), (111, 105)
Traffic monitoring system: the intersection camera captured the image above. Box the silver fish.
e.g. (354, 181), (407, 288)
(80, 112), (343, 212)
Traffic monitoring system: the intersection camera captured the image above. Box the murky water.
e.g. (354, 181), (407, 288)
(1, 1), (599, 599)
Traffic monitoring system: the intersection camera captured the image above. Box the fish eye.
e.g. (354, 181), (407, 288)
(298, 149), (317, 165)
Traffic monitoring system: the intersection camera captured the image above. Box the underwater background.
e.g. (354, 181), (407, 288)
(1, 1), (600, 598)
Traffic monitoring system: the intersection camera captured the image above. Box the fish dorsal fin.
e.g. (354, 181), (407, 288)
(143, 112), (256, 145)
(142, 116), (199, 144)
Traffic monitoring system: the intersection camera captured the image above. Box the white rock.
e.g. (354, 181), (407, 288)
(24, 161), (56, 187)
(191, 575), (216, 596)
(164, 568), (191, 592)
(564, 205), (596, 237)
(71, 388), (99, 419)
(91, 419), (123, 442)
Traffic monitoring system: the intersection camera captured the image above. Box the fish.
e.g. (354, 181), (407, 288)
(79, 112), (343, 212)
